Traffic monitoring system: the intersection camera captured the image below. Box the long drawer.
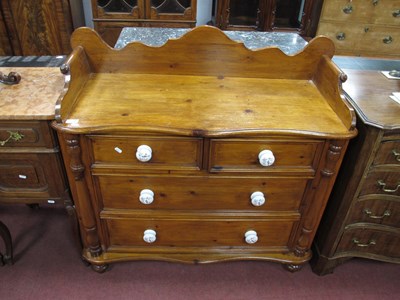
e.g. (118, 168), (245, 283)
(103, 217), (297, 248)
(0, 152), (66, 198)
(359, 171), (400, 197)
(96, 175), (309, 211)
(349, 198), (400, 227)
(372, 140), (400, 166)
(337, 226), (400, 258)
(0, 121), (56, 148)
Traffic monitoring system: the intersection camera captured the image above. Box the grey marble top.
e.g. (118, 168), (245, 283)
(114, 27), (308, 55)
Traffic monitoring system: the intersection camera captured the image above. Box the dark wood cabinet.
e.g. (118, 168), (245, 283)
(91, 0), (197, 46)
(0, 67), (70, 205)
(0, 0), (84, 56)
(311, 69), (400, 275)
(215, 0), (323, 38)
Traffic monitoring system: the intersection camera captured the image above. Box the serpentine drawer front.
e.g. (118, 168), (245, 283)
(52, 27), (356, 272)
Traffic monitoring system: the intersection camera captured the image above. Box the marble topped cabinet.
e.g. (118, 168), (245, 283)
(0, 67), (69, 205)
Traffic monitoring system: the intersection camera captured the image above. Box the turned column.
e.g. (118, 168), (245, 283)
(63, 133), (103, 259)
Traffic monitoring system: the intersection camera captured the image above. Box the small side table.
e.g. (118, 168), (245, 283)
(0, 221), (13, 265)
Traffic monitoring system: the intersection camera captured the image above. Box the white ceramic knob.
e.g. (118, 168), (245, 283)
(139, 189), (154, 205)
(250, 191), (266, 206)
(258, 150), (275, 167)
(143, 229), (157, 243)
(244, 230), (258, 244)
(136, 145), (152, 162)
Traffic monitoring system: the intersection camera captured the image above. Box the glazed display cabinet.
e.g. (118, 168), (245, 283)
(214, 0), (323, 38)
(91, 0), (197, 45)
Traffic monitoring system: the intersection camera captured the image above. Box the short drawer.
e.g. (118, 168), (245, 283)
(90, 136), (202, 171)
(337, 226), (400, 258)
(208, 139), (322, 173)
(103, 217), (296, 248)
(349, 198), (400, 227)
(373, 140), (400, 166)
(96, 175), (309, 211)
(0, 152), (67, 199)
(359, 171), (400, 197)
(0, 121), (56, 148)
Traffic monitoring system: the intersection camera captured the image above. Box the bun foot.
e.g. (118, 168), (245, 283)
(283, 263), (303, 272)
(91, 264), (109, 273)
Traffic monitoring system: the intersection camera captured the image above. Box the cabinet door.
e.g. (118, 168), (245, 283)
(0, 9), (13, 55)
(146, 0), (196, 22)
(92, 0), (143, 20)
(1, 0), (74, 55)
(216, 0), (266, 30)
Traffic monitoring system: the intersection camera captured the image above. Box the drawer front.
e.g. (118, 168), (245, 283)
(349, 198), (400, 227)
(96, 175), (309, 211)
(104, 218), (295, 248)
(373, 140), (400, 166)
(356, 26), (400, 55)
(0, 153), (67, 198)
(317, 22), (361, 52)
(373, 1), (400, 26)
(337, 227), (400, 258)
(0, 121), (55, 148)
(359, 171), (400, 197)
(90, 136), (202, 170)
(320, 0), (373, 23)
(209, 139), (322, 173)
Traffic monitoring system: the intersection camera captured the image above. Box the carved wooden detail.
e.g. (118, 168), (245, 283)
(0, 0), (84, 55)
(63, 134), (103, 258)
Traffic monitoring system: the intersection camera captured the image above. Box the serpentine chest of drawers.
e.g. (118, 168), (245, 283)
(311, 69), (400, 275)
(53, 26), (357, 272)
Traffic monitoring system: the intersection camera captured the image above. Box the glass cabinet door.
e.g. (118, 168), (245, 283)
(228, 0), (262, 29)
(150, 0), (191, 13)
(147, 0), (195, 20)
(273, 0), (306, 29)
(95, 0), (141, 17)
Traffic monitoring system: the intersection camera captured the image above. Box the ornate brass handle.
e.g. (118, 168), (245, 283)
(383, 36), (393, 44)
(0, 131), (24, 146)
(352, 238), (376, 247)
(0, 71), (21, 85)
(363, 209), (391, 219)
(393, 10), (400, 17)
(393, 149), (400, 162)
(377, 180), (400, 193)
(343, 5), (353, 14)
(336, 32), (346, 40)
